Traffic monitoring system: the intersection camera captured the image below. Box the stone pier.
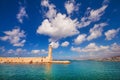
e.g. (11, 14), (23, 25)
(0, 45), (70, 64)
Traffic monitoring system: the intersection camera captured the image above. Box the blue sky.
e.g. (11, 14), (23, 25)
(0, 0), (120, 59)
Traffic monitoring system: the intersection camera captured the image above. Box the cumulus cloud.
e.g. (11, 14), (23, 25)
(71, 42), (120, 54)
(7, 49), (14, 54)
(37, 13), (79, 41)
(64, 0), (80, 15)
(88, 5), (108, 22)
(71, 46), (81, 53)
(0, 28), (26, 47)
(74, 34), (87, 45)
(38, 0), (80, 42)
(61, 41), (69, 47)
(38, 0), (110, 47)
(31, 50), (40, 54)
(87, 23), (107, 41)
(110, 43), (120, 52)
(50, 41), (59, 49)
(81, 43), (109, 52)
(31, 49), (48, 54)
(71, 42), (120, 58)
(4, 48), (47, 56)
(41, 0), (57, 20)
(78, 0), (108, 28)
(8, 48), (27, 54)
(17, 6), (28, 23)
(16, 48), (27, 54)
(105, 28), (120, 40)
(41, 0), (49, 7)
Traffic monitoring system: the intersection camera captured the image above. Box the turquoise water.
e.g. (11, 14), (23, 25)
(0, 60), (120, 80)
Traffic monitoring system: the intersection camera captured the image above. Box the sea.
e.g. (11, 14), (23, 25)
(0, 60), (120, 80)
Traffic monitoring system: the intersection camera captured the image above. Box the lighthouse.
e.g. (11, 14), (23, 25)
(48, 45), (52, 61)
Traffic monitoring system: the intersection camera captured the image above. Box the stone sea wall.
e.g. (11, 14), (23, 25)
(0, 57), (51, 63)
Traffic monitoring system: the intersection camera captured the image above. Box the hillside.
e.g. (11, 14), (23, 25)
(95, 56), (120, 62)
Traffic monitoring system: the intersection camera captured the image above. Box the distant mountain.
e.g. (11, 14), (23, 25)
(94, 56), (120, 62)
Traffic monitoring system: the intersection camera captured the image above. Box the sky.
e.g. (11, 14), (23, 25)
(0, 0), (120, 60)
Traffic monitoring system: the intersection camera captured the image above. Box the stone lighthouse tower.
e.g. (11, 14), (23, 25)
(48, 45), (52, 61)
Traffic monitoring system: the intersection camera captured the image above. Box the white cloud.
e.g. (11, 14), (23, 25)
(46, 4), (57, 20)
(71, 46), (81, 53)
(105, 28), (120, 40)
(71, 42), (109, 53)
(88, 5), (108, 22)
(71, 42), (120, 58)
(103, 0), (109, 5)
(38, 0), (109, 44)
(78, 1), (108, 28)
(8, 49), (14, 54)
(0, 28), (26, 47)
(65, 0), (80, 15)
(13, 40), (26, 46)
(49, 41), (59, 49)
(16, 48), (27, 54)
(31, 49), (47, 54)
(111, 43), (120, 52)
(39, 0), (80, 41)
(37, 13), (79, 41)
(0, 46), (5, 52)
(61, 41), (69, 47)
(17, 6), (28, 23)
(7, 48), (47, 55)
(41, 49), (48, 54)
(78, 20), (91, 28)
(31, 50), (40, 54)
(74, 34), (87, 45)
(82, 43), (109, 52)
(41, 0), (57, 20)
(87, 23), (107, 41)
(8, 48), (27, 54)
(41, 0), (49, 7)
